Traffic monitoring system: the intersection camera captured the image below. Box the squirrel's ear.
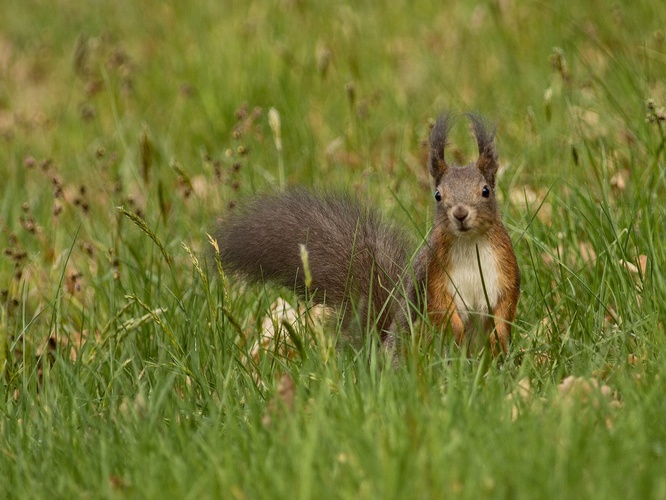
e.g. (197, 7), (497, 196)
(467, 112), (499, 188)
(429, 112), (454, 182)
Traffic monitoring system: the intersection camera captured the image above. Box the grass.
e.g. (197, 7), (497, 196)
(1, 0), (666, 498)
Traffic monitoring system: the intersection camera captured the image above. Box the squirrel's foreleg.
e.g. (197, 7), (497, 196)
(426, 278), (465, 345)
(490, 294), (517, 355)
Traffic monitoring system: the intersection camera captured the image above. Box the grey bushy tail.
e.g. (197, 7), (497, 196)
(214, 189), (411, 335)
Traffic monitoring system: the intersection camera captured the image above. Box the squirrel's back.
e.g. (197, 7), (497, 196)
(214, 189), (411, 334)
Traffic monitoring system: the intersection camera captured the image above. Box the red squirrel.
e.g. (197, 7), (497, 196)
(214, 112), (520, 356)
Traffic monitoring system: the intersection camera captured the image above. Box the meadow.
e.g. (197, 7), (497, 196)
(1, 0), (665, 498)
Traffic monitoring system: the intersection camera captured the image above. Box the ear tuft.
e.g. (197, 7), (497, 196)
(428, 112), (455, 182)
(467, 112), (499, 187)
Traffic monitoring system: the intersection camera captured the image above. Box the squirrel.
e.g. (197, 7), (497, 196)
(213, 112), (520, 356)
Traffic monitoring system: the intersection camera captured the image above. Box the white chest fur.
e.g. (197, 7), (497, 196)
(447, 238), (500, 323)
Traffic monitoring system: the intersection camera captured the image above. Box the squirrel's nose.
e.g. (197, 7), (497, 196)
(452, 206), (469, 222)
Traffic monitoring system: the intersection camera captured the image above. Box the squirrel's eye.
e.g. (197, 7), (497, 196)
(434, 190), (442, 202)
(481, 186), (490, 198)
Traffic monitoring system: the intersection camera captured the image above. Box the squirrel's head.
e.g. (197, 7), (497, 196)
(428, 112), (500, 237)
